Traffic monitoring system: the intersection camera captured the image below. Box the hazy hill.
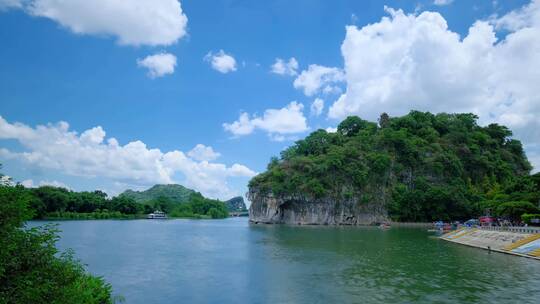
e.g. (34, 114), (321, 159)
(119, 184), (195, 203)
(225, 196), (247, 211)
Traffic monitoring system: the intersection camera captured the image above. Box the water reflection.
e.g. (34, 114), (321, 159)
(28, 219), (540, 304)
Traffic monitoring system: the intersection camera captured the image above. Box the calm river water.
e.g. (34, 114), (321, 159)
(28, 218), (540, 303)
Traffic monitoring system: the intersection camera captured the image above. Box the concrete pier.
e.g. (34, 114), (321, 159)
(441, 227), (540, 260)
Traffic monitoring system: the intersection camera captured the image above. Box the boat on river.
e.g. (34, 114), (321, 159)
(379, 223), (391, 229)
(147, 210), (167, 219)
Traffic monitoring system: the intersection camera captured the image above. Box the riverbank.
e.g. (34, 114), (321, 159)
(441, 227), (540, 260)
(41, 212), (228, 220)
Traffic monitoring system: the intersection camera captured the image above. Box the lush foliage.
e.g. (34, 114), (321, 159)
(224, 196), (247, 211)
(18, 184), (229, 220)
(0, 172), (114, 303)
(25, 186), (144, 219)
(156, 193), (229, 219)
(249, 111), (537, 222)
(522, 213), (540, 225)
(118, 184), (194, 203)
(120, 184), (229, 219)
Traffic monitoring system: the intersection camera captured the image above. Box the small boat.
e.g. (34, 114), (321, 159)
(147, 210), (167, 219)
(379, 223), (391, 229)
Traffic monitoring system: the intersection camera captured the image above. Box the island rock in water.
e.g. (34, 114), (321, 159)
(248, 111), (531, 225)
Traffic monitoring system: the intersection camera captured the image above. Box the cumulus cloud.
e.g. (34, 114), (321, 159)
(327, 3), (540, 169)
(0, 116), (256, 199)
(0, 0), (23, 10)
(22, 179), (70, 189)
(187, 144), (221, 162)
(137, 53), (177, 78)
(293, 64), (345, 96)
(223, 102), (309, 139)
(0, 0), (188, 46)
(271, 57), (299, 76)
(310, 98), (324, 116)
(434, 0), (453, 6)
(325, 127), (337, 133)
(204, 50), (237, 73)
(491, 0), (540, 31)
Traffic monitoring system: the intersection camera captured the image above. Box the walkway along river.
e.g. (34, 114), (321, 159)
(441, 226), (540, 259)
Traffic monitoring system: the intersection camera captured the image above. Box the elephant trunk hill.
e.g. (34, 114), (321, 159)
(248, 111), (535, 225)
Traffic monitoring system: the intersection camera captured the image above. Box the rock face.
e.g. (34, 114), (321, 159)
(248, 190), (388, 225)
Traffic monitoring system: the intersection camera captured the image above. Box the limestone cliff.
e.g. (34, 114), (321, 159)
(248, 189), (388, 225)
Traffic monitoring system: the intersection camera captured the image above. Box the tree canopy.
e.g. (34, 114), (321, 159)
(0, 167), (114, 303)
(249, 111), (536, 222)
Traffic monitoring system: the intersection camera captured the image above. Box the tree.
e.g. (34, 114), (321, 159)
(0, 169), (114, 303)
(497, 201), (539, 221)
(337, 116), (375, 136)
(378, 112), (390, 129)
(110, 196), (140, 214)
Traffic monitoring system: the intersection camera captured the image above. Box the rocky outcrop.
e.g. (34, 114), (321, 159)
(248, 189), (388, 225)
(225, 196), (247, 211)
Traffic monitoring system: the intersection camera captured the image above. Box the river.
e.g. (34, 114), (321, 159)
(28, 218), (540, 303)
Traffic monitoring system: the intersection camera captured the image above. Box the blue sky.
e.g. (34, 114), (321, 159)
(1, 0), (538, 201)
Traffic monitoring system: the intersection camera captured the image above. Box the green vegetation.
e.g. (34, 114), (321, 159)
(0, 168), (115, 303)
(146, 193), (229, 219)
(249, 111), (539, 222)
(224, 196), (247, 211)
(522, 213), (540, 225)
(18, 183), (229, 220)
(118, 184), (194, 203)
(24, 186), (145, 220)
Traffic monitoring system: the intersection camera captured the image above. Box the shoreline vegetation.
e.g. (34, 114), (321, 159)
(0, 167), (117, 303)
(40, 211), (223, 220)
(16, 184), (233, 221)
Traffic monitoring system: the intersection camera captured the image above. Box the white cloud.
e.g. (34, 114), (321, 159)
(271, 57), (299, 76)
(204, 50), (237, 73)
(137, 53), (177, 78)
(223, 102), (309, 138)
(229, 164), (257, 177)
(327, 3), (540, 170)
(293, 64), (345, 96)
(325, 127), (337, 133)
(310, 98), (324, 116)
(268, 134), (299, 142)
(0, 0), (23, 10)
(491, 0), (540, 31)
(187, 144), (221, 162)
(434, 0), (453, 6)
(21, 179), (34, 188)
(22, 179), (70, 189)
(1, 0), (188, 46)
(0, 116), (256, 199)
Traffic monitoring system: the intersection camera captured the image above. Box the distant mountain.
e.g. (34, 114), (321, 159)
(119, 184), (195, 203)
(224, 196), (247, 211)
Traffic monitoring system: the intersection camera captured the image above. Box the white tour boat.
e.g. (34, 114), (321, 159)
(147, 210), (167, 219)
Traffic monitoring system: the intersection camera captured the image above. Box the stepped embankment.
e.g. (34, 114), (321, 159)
(441, 227), (540, 260)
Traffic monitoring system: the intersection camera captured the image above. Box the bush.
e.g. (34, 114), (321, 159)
(497, 201), (540, 221)
(522, 213), (540, 225)
(0, 183), (114, 303)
